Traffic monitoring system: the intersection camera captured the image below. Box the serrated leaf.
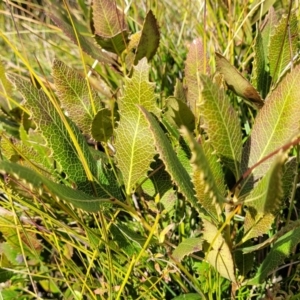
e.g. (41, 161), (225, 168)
(247, 225), (300, 285)
(200, 75), (242, 179)
(0, 161), (110, 212)
(163, 97), (195, 132)
(134, 10), (160, 64)
(10, 76), (107, 196)
(183, 129), (225, 221)
(173, 237), (203, 262)
(91, 108), (114, 142)
(240, 64), (300, 196)
(138, 106), (199, 210)
(92, 0), (128, 54)
(202, 219), (236, 282)
(53, 60), (103, 135)
(215, 53), (264, 109)
(269, 11), (298, 84)
(115, 58), (157, 195)
(184, 38), (210, 116)
(49, 11), (114, 65)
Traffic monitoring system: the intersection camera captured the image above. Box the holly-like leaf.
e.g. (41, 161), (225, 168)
(247, 225), (300, 285)
(200, 75), (242, 179)
(53, 59), (103, 135)
(269, 11), (298, 84)
(215, 53), (264, 109)
(202, 219), (236, 282)
(0, 161), (110, 212)
(173, 237), (203, 262)
(184, 38), (210, 116)
(91, 108), (114, 142)
(134, 10), (160, 65)
(240, 64), (300, 196)
(115, 58), (157, 195)
(138, 106), (198, 210)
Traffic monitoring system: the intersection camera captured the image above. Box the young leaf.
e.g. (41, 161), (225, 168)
(138, 106), (199, 210)
(173, 237), (203, 262)
(183, 129), (225, 221)
(215, 53), (264, 109)
(200, 75), (242, 179)
(240, 64), (300, 196)
(53, 60), (103, 135)
(115, 58), (157, 195)
(247, 225), (300, 285)
(0, 161), (110, 212)
(202, 219), (236, 283)
(269, 11), (298, 84)
(134, 10), (160, 65)
(9, 76), (105, 196)
(184, 38), (210, 116)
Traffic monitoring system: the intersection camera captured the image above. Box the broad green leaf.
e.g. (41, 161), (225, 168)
(252, 31), (271, 99)
(184, 38), (210, 116)
(242, 153), (286, 243)
(269, 11), (298, 84)
(163, 97), (195, 132)
(173, 237), (203, 262)
(53, 60), (103, 135)
(49, 11), (114, 65)
(0, 60), (13, 113)
(282, 157), (297, 200)
(215, 53), (264, 109)
(202, 219), (236, 283)
(10, 76), (104, 196)
(0, 161), (110, 212)
(91, 108), (114, 142)
(115, 58), (157, 195)
(183, 129), (225, 221)
(240, 64), (300, 196)
(134, 10), (160, 65)
(200, 75), (242, 179)
(92, 0), (128, 54)
(247, 225), (300, 285)
(138, 106), (198, 210)
(0, 268), (14, 283)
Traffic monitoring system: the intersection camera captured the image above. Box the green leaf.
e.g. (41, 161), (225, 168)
(184, 38), (210, 116)
(200, 75), (242, 179)
(172, 294), (202, 300)
(138, 106), (198, 210)
(0, 161), (110, 212)
(115, 58), (157, 195)
(9, 76), (104, 196)
(163, 97), (195, 132)
(52, 60), (102, 135)
(242, 153), (286, 243)
(269, 11), (298, 84)
(183, 129), (225, 221)
(250, 0), (276, 24)
(0, 268), (14, 283)
(282, 157), (297, 200)
(92, 0), (128, 54)
(215, 53), (264, 109)
(173, 237), (203, 262)
(247, 225), (300, 285)
(91, 108), (114, 142)
(0, 60), (13, 113)
(202, 219), (236, 282)
(240, 64), (300, 196)
(134, 10), (160, 65)
(49, 11), (114, 65)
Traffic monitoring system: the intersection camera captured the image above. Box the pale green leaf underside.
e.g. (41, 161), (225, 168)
(202, 219), (236, 282)
(53, 60), (102, 135)
(269, 11), (298, 84)
(247, 225), (300, 285)
(240, 64), (300, 196)
(173, 237), (203, 262)
(115, 59), (157, 194)
(0, 162), (110, 212)
(200, 75), (242, 179)
(139, 106), (198, 209)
